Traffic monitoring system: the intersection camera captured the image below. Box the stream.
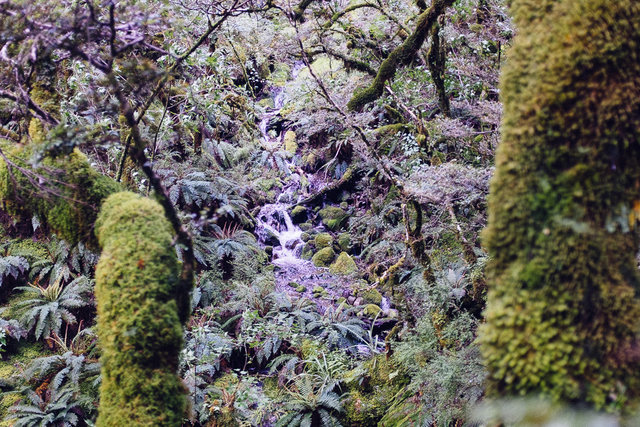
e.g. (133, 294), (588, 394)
(253, 79), (394, 323)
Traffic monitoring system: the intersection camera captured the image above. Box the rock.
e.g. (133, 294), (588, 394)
(318, 206), (348, 231)
(301, 243), (315, 260)
(337, 233), (351, 252)
(360, 288), (382, 305)
(337, 297), (347, 305)
(285, 239), (300, 250)
(300, 232), (311, 242)
(290, 205), (307, 223)
(342, 289), (351, 298)
(340, 201), (348, 210)
(363, 304), (382, 317)
(296, 285), (307, 293)
(284, 130), (298, 154)
(312, 247), (335, 267)
(354, 297), (363, 306)
(299, 222), (313, 231)
(314, 232), (333, 249)
(264, 246), (273, 257)
(288, 281), (299, 288)
(259, 229), (280, 247)
(312, 285), (327, 297)
(347, 296), (356, 305)
(329, 252), (357, 275)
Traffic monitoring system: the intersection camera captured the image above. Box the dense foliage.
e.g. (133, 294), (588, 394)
(0, 0), (636, 425)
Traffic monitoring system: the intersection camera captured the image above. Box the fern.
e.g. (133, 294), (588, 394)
(275, 375), (344, 427)
(0, 256), (29, 288)
(12, 276), (92, 340)
(8, 388), (82, 427)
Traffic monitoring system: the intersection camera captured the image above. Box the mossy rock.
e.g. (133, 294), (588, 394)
(264, 246), (273, 257)
(290, 205), (308, 223)
(284, 130), (298, 155)
(312, 247), (335, 267)
(359, 288), (382, 305)
(318, 206), (348, 231)
(300, 232), (311, 242)
(296, 285), (307, 293)
(363, 304), (382, 317)
(312, 285), (324, 295)
(337, 233), (351, 252)
(255, 178), (281, 192)
(301, 243), (315, 260)
(329, 252), (357, 275)
(299, 222), (313, 231)
(314, 232), (333, 249)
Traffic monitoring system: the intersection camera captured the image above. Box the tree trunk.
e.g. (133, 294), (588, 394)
(479, 0), (640, 407)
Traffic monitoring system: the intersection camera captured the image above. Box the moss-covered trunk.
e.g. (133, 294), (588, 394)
(479, 0), (640, 408)
(95, 192), (187, 426)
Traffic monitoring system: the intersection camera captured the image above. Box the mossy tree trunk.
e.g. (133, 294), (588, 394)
(426, 18), (449, 117)
(479, 0), (640, 408)
(95, 192), (187, 426)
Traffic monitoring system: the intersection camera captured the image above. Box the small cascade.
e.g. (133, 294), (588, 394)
(255, 204), (304, 266)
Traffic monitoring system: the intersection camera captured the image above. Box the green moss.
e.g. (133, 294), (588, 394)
(337, 233), (351, 252)
(314, 232), (333, 249)
(283, 130), (297, 155)
(478, 0), (640, 408)
(318, 206), (347, 231)
(312, 247), (335, 267)
(290, 205), (308, 223)
(301, 242), (315, 260)
(359, 288), (382, 305)
(0, 143), (120, 246)
(296, 285), (307, 293)
(329, 252), (357, 275)
(343, 355), (409, 425)
(363, 304), (382, 317)
(299, 222), (313, 231)
(95, 192), (186, 426)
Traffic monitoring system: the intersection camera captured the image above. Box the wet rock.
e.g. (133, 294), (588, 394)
(301, 243), (315, 260)
(314, 232), (333, 249)
(300, 232), (311, 242)
(290, 205), (307, 223)
(329, 252), (357, 275)
(312, 247), (335, 267)
(260, 228), (280, 247)
(318, 206), (348, 231)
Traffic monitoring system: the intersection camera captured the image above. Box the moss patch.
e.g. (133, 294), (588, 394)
(318, 206), (348, 231)
(312, 247), (335, 267)
(329, 252), (357, 275)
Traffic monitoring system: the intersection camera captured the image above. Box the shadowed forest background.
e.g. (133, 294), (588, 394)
(0, 0), (639, 425)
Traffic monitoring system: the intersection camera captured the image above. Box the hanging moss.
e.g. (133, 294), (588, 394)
(95, 192), (186, 426)
(478, 0), (640, 409)
(0, 142), (121, 246)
